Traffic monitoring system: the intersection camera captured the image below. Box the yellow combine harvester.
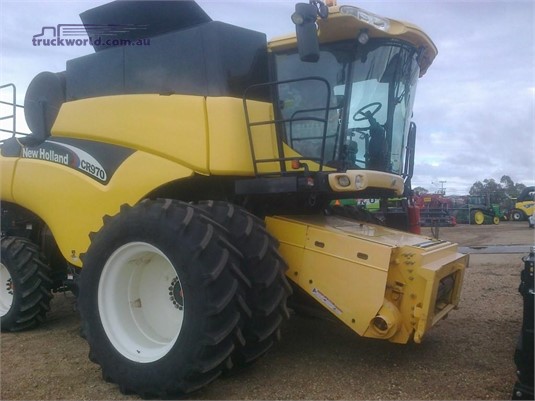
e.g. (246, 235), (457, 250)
(510, 186), (535, 222)
(0, 0), (467, 397)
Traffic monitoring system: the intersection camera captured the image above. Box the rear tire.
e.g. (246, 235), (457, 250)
(0, 237), (52, 332)
(510, 209), (525, 221)
(197, 201), (291, 365)
(78, 199), (244, 397)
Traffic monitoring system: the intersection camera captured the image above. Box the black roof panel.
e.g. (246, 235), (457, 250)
(79, 0), (212, 52)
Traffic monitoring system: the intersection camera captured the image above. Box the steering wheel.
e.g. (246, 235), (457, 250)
(352, 102), (382, 122)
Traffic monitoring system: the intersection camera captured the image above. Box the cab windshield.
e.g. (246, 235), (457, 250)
(274, 40), (420, 175)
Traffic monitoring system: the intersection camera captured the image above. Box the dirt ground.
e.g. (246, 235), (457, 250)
(1, 222), (534, 400)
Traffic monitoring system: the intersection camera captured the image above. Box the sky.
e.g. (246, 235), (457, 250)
(0, 0), (534, 196)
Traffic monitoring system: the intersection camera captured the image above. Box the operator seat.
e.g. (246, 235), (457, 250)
(367, 117), (388, 170)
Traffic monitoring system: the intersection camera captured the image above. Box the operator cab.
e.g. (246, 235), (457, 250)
(273, 39), (420, 175)
(239, 2), (436, 205)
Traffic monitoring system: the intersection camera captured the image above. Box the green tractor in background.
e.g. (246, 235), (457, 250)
(451, 195), (501, 225)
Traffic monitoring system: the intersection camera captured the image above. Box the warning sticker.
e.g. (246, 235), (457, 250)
(312, 287), (343, 315)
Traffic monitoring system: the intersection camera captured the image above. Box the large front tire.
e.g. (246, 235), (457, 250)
(0, 237), (52, 332)
(197, 201), (291, 365)
(78, 200), (244, 397)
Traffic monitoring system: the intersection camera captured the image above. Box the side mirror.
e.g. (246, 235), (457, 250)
(292, 2), (326, 62)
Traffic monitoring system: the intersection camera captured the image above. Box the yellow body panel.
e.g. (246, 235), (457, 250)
(52, 95), (209, 174)
(381, 244), (467, 343)
(207, 96), (331, 175)
(0, 156), (17, 202)
(9, 150), (193, 266)
(207, 97), (278, 175)
(266, 215), (467, 343)
(52, 95), (315, 177)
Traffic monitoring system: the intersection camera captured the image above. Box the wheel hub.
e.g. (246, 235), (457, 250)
(6, 277), (13, 295)
(0, 263), (14, 315)
(169, 277), (184, 310)
(98, 242), (184, 363)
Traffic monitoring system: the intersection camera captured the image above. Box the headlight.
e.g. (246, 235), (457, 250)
(337, 175), (351, 187)
(355, 174), (364, 190)
(340, 5), (391, 32)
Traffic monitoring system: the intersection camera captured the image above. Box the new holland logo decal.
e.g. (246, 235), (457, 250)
(22, 140), (108, 183)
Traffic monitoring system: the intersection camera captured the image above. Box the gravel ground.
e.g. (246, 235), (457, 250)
(1, 221), (534, 400)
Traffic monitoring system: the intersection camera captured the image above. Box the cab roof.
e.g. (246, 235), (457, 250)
(268, 5), (437, 76)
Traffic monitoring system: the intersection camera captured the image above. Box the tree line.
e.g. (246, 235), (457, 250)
(469, 175), (527, 205)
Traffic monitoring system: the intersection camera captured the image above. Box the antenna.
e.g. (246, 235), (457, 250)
(432, 180), (447, 195)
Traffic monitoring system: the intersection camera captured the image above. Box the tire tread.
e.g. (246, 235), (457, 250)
(1, 237), (52, 332)
(197, 201), (292, 366)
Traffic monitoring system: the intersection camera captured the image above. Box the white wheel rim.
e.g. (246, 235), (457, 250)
(98, 242), (184, 363)
(0, 263), (14, 316)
